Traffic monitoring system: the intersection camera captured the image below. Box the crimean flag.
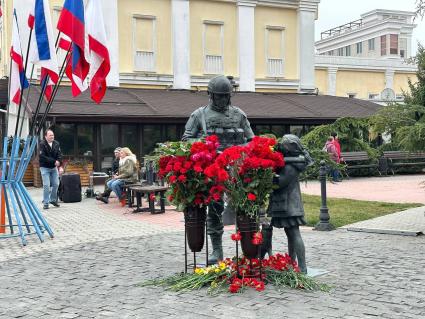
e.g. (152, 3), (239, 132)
(86, 0), (110, 104)
(28, 0), (59, 102)
(10, 10), (29, 105)
(57, 0), (89, 96)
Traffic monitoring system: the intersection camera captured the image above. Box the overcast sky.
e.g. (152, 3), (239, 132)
(315, 0), (425, 54)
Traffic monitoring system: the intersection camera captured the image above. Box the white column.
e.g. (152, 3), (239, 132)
(172, 0), (191, 89)
(327, 67), (338, 96)
(385, 68), (395, 90)
(237, 1), (256, 92)
(298, 1), (319, 93)
(103, 0), (120, 87)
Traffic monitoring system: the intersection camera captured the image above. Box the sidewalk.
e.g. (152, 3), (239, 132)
(0, 183), (424, 318)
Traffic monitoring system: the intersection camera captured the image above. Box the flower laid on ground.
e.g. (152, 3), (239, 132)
(215, 136), (285, 219)
(155, 135), (227, 209)
(139, 253), (330, 295)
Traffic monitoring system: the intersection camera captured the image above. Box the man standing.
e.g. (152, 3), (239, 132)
(39, 129), (62, 209)
(182, 75), (255, 263)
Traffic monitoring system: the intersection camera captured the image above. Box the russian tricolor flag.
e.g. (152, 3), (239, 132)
(10, 10), (29, 105)
(57, 0), (89, 96)
(28, 0), (59, 102)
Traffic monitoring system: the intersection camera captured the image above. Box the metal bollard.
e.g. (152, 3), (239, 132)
(314, 160), (335, 231)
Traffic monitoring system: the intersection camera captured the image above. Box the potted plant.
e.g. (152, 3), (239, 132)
(213, 136), (285, 258)
(157, 135), (227, 252)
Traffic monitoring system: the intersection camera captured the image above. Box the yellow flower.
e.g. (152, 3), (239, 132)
(215, 268), (221, 273)
(211, 281), (218, 288)
(219, 262), (226, 270)
(195, 268), (203, 275)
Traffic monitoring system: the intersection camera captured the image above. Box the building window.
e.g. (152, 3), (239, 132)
(348, 93), (356, 98)
(203, 21), (224, 74)
(345, 45), (351, 56)
(390, 34), (398, 55)
(356, 42), (362, 54)
(122, 125), (138, 156)
(133, 15), (156, 72)
(266, 26), (285, 77)
(77, 124), (94, 156)
(368, 38), (375, 51)
(380, 35), (387, 56)
(328, 50), (334, 56)
(368, 93), (379, 100)
(55, 124), (75, 156)
(337, 48), (344, 56)
(100, 124), (119, 171)
(395, 94), (404, 101)
(400, 50), (405, 58)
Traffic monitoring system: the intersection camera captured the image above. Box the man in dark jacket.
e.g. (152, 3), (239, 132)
(39, 129), (62, 209)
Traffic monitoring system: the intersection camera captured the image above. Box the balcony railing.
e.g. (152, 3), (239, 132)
(267, 58), (284, 77)
(204, 55), (223, 74)
(134, 51), (155, 72)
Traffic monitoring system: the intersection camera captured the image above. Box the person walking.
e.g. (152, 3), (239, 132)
(39, 129), (62, 209)
(331, 132), (342, 181)
(324, 136), (340, 182)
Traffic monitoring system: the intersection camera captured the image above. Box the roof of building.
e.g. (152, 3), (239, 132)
(26, 85), (380, 123)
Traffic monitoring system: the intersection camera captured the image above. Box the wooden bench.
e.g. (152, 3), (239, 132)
(341, 151), (380, 176)
(129, 185), (169, 214)
(382, 151), (425, 175)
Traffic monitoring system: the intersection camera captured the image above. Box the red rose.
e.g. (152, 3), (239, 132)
(231, 232), (241, 241)
(178, 175), (187, 182)
(229, 284), (240, 293)
(247, 193), (256, 201)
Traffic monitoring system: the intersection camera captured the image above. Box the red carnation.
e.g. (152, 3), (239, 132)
(247, 193), (256, 201)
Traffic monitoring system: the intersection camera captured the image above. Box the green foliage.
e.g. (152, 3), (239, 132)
(303, 194), (421, 228)
(370, 44), (425, 152)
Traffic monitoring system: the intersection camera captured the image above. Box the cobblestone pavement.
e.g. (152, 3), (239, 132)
(1, 187), (425, 318)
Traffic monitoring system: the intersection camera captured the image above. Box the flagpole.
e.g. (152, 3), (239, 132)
(18, 65), (34, 137)
(5, 59), (12, 142)
(14, 26), (33, 137)
(21, 31), (61, 138)
(29, 31), (63, 136)
(35, 48), (71, 136)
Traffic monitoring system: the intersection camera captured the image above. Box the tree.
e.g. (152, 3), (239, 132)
(416, 0), (425, 19)
(369, 45), (425, 151)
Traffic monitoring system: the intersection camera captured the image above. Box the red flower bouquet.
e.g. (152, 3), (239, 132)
(157, 135), (227, 209)
(215, 136), (285, 219)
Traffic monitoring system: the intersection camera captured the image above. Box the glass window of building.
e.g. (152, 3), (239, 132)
(122, 124), (138, 156)
(100, 124), (119, 172)
(203, 21), (224, 74)
(270, 125), (287, 139)
(390, 34), (398, 55)
(77, 124), (94, 156)
(380, 35), (387, 56)
(254, 125), (272, 136)
(290, 125), (304, 137)
(356, 42), (362, 54)
(142, 125), (161, 156)
(165, 124), (179, 142)
(368, 38), (375, 51)
(133, 15), (156, 72)
(345, 45), (351, 56)
(337, 48), (344, 56)
(54, 123), (75, 156)
(266, 26), (285, 77)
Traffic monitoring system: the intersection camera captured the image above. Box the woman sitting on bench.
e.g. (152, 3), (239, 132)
(101, 147), (138, 205)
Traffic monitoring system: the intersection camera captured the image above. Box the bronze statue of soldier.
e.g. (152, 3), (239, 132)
(267, 134), (314, 273)
(182, 75), (254, 263)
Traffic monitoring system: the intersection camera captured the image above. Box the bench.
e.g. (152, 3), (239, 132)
(381, 151), (425, 175)
(341, 151), (380, 176)
(129, 185), (169, 214)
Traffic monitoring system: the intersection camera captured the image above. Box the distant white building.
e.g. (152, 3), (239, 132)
(314, 9), (418, 103)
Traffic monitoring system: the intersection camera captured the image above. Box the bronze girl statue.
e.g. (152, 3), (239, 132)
(267, 134), (314, 273)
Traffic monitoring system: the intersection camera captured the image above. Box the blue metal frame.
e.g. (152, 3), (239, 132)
(0, 136), (54, 246)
